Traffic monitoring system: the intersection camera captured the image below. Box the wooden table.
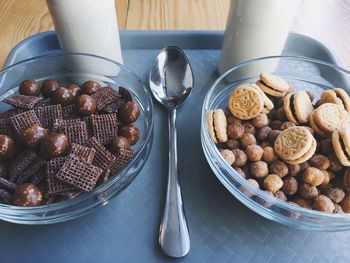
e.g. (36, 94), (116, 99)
(0, 0), (349, 68)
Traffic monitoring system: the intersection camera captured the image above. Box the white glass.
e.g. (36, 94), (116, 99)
(218, 0), (301, 77)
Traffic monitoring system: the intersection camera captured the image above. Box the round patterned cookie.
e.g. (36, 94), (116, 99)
(332, 121), (350, 166)
(207, 109), (228, 144)
(319, 90), (343, 107)
(274, 126), (314, 162)
(250, 84), (274, 114)
(313, 103), (349, 135)
(333, 88), (350, 113)
(228, 85), (263, 120)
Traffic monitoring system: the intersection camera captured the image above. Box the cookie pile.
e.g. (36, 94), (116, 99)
(208, 73), (350, 214)
(0, 79), (140, 206)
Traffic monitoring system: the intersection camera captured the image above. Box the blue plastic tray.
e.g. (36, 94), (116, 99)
(0, 31), (349, 263)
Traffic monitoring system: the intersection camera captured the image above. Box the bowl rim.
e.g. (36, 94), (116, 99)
(202, 55), (350, 220)
(0, 52), (154, 212)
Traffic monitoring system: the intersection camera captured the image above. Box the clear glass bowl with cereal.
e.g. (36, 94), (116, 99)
(0, 53), (153, 224)
(201, 56), (350, 231)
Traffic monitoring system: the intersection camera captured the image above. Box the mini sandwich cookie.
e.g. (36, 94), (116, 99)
(228, 84), (263, 120)
(207, 109), (228, 144)
(320, 88), (350, 113)
(332, 121), (350, 166)
(309, 103), (349, 137)
(274, 126), (316, 164)
(256, 73), (290, 97)
(284, 91), (313, 124)
(250, 84), (274, 114)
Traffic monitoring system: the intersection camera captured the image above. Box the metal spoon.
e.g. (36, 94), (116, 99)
(149, 46), (193, 258)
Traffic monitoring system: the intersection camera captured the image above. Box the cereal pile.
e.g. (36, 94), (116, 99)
(208, 73), (350, 214)
(0, 79), (140, 206)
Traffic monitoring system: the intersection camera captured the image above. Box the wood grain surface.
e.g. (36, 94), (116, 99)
(0, 0), (349, 68)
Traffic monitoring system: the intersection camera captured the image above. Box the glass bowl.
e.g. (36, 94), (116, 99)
(201, 56), (350, 231)
(0, 53), (153, 224)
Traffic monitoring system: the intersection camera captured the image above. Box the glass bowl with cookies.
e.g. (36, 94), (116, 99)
(202, 55), (350, 231)
(0, 53), (153, 224)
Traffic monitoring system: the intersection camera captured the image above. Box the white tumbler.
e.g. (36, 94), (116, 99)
(218, 0), (301, 77)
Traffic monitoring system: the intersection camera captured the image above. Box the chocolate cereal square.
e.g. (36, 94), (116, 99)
(0, 189), (11, 204)
(91, 114), (118, 145)
(55, 155), (102, 192)
(10, 110), (41, 135)
(34, 104), (63, 129)
(9, 150), (37, 182)
(100, 101), (121, 114)
(71, 143), (96, 164)
(47, 157), (75, 194)
(0, 118), (15, 137)
(62, 104), (79, 119)
(110, 149), (133, 174)
(0, 109), (21, 119)
(29, 168), (47, 185)
(87, 136), (116, 170)
(0, 177), (17, 191)
(4, 95), (41, 109)
(56, 119), (89, 146)
(34, 98), (52, 108)
(92, 87), (120, 110)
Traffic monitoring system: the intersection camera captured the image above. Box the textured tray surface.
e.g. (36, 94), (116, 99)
(0, 32), (349, 263)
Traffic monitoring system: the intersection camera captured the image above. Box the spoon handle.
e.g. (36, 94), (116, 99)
(159, 109), (190, 258)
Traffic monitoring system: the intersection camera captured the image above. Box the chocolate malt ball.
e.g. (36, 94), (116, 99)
(282, 176), (298, 195)
(263, 174), (283, 193)
(220, 149), (235, 165)
(240, 133), (256, 149)
(269, 160), (288, 178)
(119, 101), (140, 124)
(225, 139), (240, 150)
(19, 80), (41, 96)
(52, 87), (72, 106)
(298, 183), (318, 199)
(12, 183), (43, 206)
(245, 144), (263, 161)
(269, 130), (282, 143)
(81, 80), (101, 95)
(250, 161), (269, 178)
(313, 195), (335, 213)
(323, 187), (345, 203)
(75, 94), (96, 116)
(274, 190), (287, 201)
(232, 149), (247, 167)
(227, 123), (245, 139)
(40, 133), (68, 159)
(309, 154), (330, 170)
(20, 125), (48, 149)
(287, 164), (301, 177)
(257, 126), (272, 141)
(111, 136), (131, 154)
(250, 113), (268, 128)
(280, 121), (296, 130)
(341, 195), (350, 213)
(293, 197), (312, 209)
(243, 122), (256, 135)
(262, 146), (278, 163)
(302, 167), (325, 186)
(119, 125), (140, 145)
(41, 79), (59, 98)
